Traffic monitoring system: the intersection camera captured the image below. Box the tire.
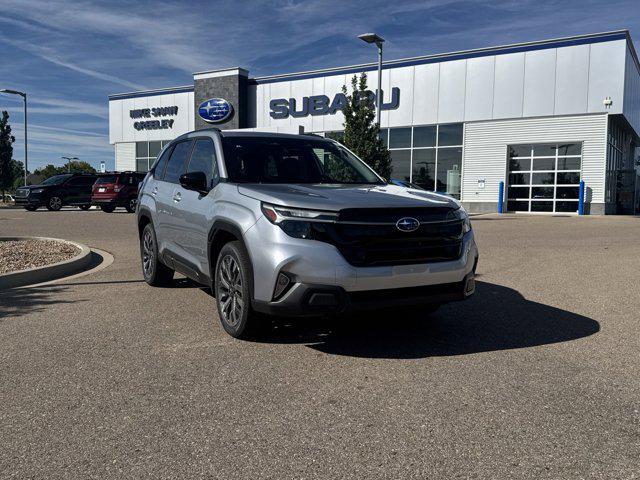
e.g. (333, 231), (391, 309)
(125, 197), (137, 213)
(101, 205), (115, 213)
(24, 205), (38, 211)
(79, 204), (91, 211)
(214, 241), (259, 339)
(140, 223), (174, 287)
(46, 196), (62, 211)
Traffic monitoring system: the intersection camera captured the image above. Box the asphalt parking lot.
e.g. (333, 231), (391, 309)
(1, 207), (639, 479)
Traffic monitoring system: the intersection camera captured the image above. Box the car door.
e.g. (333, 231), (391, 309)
(171, 137), (220, 278)
(155, 139), (193, 257)
(77, 175), (96, 204)
(62, 176), (86, 204)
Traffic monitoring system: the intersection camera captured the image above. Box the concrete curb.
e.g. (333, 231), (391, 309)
(0, 236), (92, 290)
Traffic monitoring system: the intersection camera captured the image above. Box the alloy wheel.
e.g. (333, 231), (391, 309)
(217, 255), (244, 327)
(49, 197), (62, 210)
(142, 229), (154, 278)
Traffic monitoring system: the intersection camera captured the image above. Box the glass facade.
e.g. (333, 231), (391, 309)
(135, 140), (171, 172)
(506, 143), (582, 213)
(323, 124), (463, 197)
(380, 124), (463, 197)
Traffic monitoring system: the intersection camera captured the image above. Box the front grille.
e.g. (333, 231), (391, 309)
(309, 207), (464, 267)
(14, 188), (29, 198)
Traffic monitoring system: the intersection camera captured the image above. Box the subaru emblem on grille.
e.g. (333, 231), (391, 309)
(396, 217), (420, 232)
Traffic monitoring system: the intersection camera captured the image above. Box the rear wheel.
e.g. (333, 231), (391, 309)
(125, 197), (137, 213)
(79, 204), (91, 211)
(101, 205), (115, 213)
(214, 241), (259, 339)
(140, 223), (174, 286)
(46, 196), (62, 211)
(24, 205), (38, 211)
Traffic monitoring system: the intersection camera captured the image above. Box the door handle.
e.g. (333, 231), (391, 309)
(172, 192), (181, 203)
(151, 187), (158, 196)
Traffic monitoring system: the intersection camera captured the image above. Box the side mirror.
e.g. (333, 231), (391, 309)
(179, 171), (208, 193)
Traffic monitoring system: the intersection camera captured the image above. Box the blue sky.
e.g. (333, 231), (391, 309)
(1, 0), (639, 172)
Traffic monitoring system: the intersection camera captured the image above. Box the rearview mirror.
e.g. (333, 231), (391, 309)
(179, 171), (208, 193)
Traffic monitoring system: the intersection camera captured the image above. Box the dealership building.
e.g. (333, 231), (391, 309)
(109, 30), (640, 214)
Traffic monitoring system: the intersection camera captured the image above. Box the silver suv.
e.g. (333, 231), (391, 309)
(137, 129), (478, 338)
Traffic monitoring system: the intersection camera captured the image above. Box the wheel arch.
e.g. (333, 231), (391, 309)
(208, 220), (255, 298)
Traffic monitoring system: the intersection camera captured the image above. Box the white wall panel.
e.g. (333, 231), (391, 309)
(462, 114), (607, 205)
(108, 91), (193, 144)
(464, 56), (494, 122)
(323, 74), (349, 132)
(588, 40), (626, 114)
(115, 142), (135, 171)
(311, 77), (325, 132)
(438, 60), (466, 123)
(522, 49), (556, 117)
(493, 52), (525, 119)
(555, 45), (590, 115)
(412, 63), (439, 125)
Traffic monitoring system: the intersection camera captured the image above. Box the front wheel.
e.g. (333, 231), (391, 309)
(46, 196), (62, 211)
(101, 205), (115, 213)
(214, 241), (259, 339)
(140, 223), (174, 286)
(125, 198), (137, 213)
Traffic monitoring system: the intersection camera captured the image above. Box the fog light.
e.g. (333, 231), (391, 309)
(273, 273), (291, 300)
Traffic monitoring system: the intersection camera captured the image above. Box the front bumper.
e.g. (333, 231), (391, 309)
(14, 196), (42, 206)
(244, 216), (479, 311)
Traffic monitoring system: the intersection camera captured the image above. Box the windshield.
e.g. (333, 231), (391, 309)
(221, 136), (384, 184)
(41, 174), (72, 186)
(95, 175), (117, 184)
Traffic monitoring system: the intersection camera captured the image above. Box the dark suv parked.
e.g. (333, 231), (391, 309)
(14, 173), (98, 211)
(91, 171), (145, 213)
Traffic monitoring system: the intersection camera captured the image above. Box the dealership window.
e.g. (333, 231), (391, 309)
(380, 123), (463, 197)
(506, 143), (583, 213)
(136, 140), (171, 172)
(323, 124), (463, 196)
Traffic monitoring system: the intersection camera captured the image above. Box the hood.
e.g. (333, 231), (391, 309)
(237, 183), (459, 211)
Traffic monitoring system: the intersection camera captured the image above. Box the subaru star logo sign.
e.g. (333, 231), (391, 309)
(198, 98), (233, 123)
(396, 217), (420, 233)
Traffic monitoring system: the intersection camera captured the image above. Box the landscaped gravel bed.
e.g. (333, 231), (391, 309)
(0, 239), (79, 274)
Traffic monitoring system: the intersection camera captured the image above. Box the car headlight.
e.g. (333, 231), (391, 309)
(261, 203), (337, 239)
(31, 188), (44, 194)
(448, 207), (472, 234)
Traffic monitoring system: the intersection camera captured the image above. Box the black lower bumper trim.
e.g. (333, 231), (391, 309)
(252, 272), (475, 317)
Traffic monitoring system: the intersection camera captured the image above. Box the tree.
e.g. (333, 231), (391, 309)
(34, 160), (96, 180)
(340, 73), (392, 179)
(0, 111), (16, 200)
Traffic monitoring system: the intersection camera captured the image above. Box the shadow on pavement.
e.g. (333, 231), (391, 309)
(250, 281), (600, 359)
(0, 285), (85, 320)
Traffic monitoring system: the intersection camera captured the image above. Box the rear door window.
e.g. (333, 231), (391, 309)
(152, 144), (173, 180)
(163, 140), (193, 184)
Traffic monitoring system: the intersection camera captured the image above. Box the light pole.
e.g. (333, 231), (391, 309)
(61, 156), (79, 173)
(0, 89), (27, 186)
(358, 33), (385, 126)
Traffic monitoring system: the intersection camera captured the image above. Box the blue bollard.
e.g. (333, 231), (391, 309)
(498, 181), (504, 214)
(578, 180), (585, 215)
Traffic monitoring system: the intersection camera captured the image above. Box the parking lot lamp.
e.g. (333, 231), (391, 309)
(61, 156), (79, 173)
(358, 33), (385, 126)
(0, 89), (27, 186)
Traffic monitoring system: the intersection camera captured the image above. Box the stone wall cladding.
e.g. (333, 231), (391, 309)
(194, 74), (247, 130)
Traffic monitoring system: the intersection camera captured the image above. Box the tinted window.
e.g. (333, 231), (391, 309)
(438, 124), (463, 146)
(187, 139), (218, 188)
(163, 141), (193, 183)
(42, 174), (72, 185)
(96, 175), (117, 184)
(152, 144), (174, 180)
(413, 126), (437, 147)
(221, 136), (382, 184)
(67, 176), (95, 186)
(149, 141), (162, 157)
(388, 128), (411, 148)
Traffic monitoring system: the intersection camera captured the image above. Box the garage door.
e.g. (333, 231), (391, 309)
(506, 143), (582, 213)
